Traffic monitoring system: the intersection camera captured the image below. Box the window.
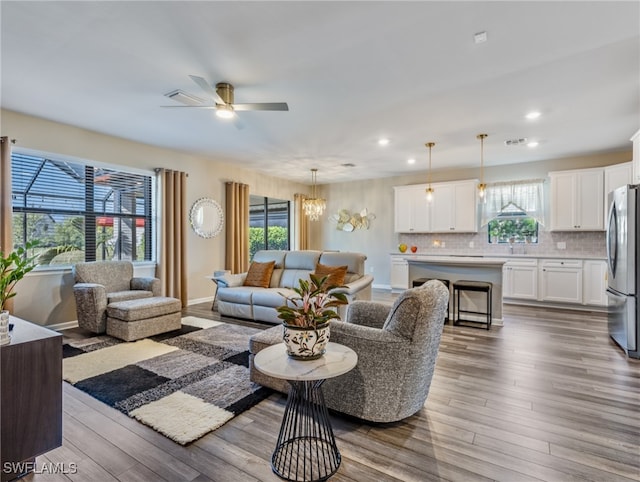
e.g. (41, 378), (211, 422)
(488, 204), (539, 244)
(11, 152), (153, 266)
(249, 195), (290, 260)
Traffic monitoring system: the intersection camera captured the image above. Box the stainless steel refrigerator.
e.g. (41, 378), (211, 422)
(606, 184), (639, 358)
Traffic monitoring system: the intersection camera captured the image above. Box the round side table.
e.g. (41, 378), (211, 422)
(253, 342), (357, 482)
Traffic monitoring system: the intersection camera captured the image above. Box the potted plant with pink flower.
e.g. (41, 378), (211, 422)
(276, 274), (348, 360)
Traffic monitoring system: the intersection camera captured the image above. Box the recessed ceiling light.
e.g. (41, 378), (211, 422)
(525, 111), (541, 120)
(378, 138), (390, 146)
(407, 158), (416, 164)
(527, 141), (539, 148)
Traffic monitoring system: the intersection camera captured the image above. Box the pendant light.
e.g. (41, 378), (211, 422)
(477, 133), (488, 199)
(425, 142), (435, 202)
(302, 168), (326, 221)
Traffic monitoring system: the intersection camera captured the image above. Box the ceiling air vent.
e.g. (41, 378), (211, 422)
(504, 138), (528, 146)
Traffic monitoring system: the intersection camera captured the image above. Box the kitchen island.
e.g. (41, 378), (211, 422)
(391, 255), (507, 323)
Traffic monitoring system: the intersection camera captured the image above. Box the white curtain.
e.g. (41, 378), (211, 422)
(481, 179), (545, 226)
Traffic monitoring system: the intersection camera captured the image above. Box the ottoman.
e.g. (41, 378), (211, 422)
(106, 296), (182, 341)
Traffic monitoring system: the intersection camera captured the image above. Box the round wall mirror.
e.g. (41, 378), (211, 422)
(189, 198), (224, 238)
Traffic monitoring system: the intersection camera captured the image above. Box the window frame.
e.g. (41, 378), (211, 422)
(249, 195), (291, 260)
(10, 149), (155, 267)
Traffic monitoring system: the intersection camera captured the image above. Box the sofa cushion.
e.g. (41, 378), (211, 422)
(253, 250), (287, 268)
(279, 269), (312, 289)
(108, 290), (154, 303)
(244, 260), (275, 288)
(252, 287), (297, 308)
(319, 252), (366, 276)
(283, 250), (321, 270)
(314, 263), (348, 287)
(217, 286), (255, 304)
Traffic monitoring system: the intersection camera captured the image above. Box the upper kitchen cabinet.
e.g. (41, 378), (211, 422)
(604, 162), (633, 214)
(430, 180), (478, 233)
(632, 129), (640, 184)
(549, 167), (604, 231)
(394, 184), (431, 233)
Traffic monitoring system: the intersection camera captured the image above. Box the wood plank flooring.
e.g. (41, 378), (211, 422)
(32, 291), (640, 481)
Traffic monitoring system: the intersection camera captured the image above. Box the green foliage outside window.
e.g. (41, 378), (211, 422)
(249, 226), (289, 260)
(488, 217), (538, 244)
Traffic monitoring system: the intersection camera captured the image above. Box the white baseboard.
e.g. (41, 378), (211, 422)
(49, 320), (79, 331)
(188, 296), (214, 306)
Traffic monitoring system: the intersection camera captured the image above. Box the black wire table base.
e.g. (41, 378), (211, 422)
(271, 379), (341, 481)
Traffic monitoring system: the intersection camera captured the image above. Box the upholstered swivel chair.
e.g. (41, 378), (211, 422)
(73, 260), (160, 333)
(249, 279), (449, 423)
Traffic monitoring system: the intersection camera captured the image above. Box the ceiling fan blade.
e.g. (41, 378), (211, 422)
(160, 105), (216, 109)
(232, 102), (289, 112)
(189, 75), (225, 104)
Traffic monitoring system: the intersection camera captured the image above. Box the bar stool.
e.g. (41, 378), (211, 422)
(452, 280), (492, 330)
(412, 278), (450, 321)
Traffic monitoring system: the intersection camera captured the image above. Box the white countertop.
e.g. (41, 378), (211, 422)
(391, 253), (606, 261)
(402, 255), (507, 266)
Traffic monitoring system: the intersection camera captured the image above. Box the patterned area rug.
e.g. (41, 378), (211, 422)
(63, 317), (272, 445)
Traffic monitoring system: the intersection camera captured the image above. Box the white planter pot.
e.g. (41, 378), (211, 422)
(282, 322), (330, 360)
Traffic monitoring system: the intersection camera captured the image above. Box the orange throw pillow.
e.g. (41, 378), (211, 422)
(243, 260), (275, 288)
(314, 263), (348, 288)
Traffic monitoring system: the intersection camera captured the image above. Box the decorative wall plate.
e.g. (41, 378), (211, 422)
(189, 198), (224, 238)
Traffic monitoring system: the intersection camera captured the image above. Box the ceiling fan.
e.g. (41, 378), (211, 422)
(163, 75), (288, 124)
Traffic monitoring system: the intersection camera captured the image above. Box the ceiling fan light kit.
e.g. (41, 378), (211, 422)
(215, 104), (235, 119)
(164, 75), (288, 126)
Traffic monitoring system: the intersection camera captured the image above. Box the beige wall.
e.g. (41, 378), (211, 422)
(2, 109), (307, 326)
(1, 109), (632, 325)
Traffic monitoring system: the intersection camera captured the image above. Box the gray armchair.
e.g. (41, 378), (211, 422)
(249, 279), (449, 423)
(72, 260), (160, 333)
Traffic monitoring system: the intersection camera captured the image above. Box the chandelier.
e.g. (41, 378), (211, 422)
(302, 168), (326, 221)
(425, 142), (435, 202)
(477, 133), (488, 199)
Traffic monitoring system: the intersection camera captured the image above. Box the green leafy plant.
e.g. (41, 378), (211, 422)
(0, 241), (39, 310)
(276, 274), (348, 329)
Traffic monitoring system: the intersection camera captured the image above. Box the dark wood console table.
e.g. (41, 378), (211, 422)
(1, 316), (62, 481)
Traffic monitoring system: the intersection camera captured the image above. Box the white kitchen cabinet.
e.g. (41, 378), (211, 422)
(503, 259), (538, 300)
(539, 259), (583, 304)
(394, 184), (431, 233)
(583, 260), (608, 306)
(632, 129), (640, 184)
(549, 168), (604, 231)
(604, 162), (632, 214)
(390, 256), (409, 290)
(430, 180), (477, 233)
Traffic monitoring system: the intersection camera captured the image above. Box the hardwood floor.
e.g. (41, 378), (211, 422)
(34, 291), (640, 481)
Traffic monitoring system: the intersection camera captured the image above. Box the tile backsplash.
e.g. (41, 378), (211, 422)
(398, 228), (606, 258)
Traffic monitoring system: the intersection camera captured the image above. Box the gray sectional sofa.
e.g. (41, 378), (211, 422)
(215, 250), (374, 323)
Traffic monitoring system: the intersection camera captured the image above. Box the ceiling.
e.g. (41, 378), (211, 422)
(1, 1), (639, 184)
